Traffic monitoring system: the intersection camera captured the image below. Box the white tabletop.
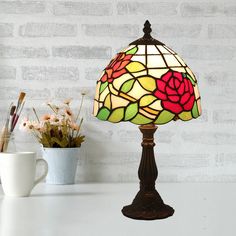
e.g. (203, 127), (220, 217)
(0, 183), (235, 236)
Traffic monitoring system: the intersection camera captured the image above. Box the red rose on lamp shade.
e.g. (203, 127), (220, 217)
(154, 70), (195, 114)
(100, 52), (132, 83)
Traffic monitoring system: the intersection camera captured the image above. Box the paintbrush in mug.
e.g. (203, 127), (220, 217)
(0, 103), (13, 152)
(12, 92), (26, 127)
(12, 101), (25, 131)
(9, 105), (16, 132)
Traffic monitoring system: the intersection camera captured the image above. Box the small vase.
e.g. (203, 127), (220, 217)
(41, 147), (79, 185)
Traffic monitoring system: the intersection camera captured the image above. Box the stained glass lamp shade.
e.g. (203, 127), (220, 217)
(93, 21), (201, 220)
(94, 26), (201, 124)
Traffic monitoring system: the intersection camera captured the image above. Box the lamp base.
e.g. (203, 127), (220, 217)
(122, 189), (174, 220)
(122, 124), (174, 220)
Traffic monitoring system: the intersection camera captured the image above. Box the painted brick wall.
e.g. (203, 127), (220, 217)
(0, 0), (235, 182)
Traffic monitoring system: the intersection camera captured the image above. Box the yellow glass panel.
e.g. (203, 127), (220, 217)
(119, 92), (136, 102)
(186, 67), (196, 81)
(126, 61), (145, 72)
(104, 94), (111, 109)
(128, 81), (150, 99)
(156, 45), (170, 54)
(194, 84), (200, 99)
(197, 99), (202, 115)
(147, 45), (160, 54)
(99, 102), (103, 108)
(149, 100), (163, 111)
(140, 95), (157, 107)
(131, 70), (147, 77)
(109, 84), (118, 95)
(95, 81), (101, 100)
(143, 107), (159, 115)
(93, 100), (99, 116)
(99, 86), (109, 101)
(111, 94), (129, 109)
(147, 55), (166, 68)
(163, 45), (176, 54)
(175, 54), (186, 66)
(148, 68), (168, 78)
(164, 55), (181, 67)
(131, 55), (146, 65)
(113, 73), (133, 90)
(170, 67), (186, 73)
(136, 45), (145, 54)
(138, 76), (156, 92)
(139, 108), (156, 119)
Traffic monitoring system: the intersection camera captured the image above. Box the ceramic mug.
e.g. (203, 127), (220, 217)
(0, 152), (48, 197)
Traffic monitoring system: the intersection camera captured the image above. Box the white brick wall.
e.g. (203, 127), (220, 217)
(0, 0), (235, 183)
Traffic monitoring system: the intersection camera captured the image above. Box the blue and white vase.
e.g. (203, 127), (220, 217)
(41, 147), (79, 185)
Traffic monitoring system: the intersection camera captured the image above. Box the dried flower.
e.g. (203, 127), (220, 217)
(65, 108), (73, 117)
(50, 115), (59, 123)
(41, 114), (51, 121)
(70, 123), (80, 131)
(63, 98), (72, 106)
(19, 118), (30, 132)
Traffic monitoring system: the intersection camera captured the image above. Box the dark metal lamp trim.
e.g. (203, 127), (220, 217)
(129, 20), (164, 46)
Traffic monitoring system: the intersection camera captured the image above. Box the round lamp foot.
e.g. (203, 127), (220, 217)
(122, 190), (174, 220)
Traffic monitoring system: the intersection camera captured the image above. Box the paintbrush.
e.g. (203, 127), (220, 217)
(12, 92), (26, 126)
(12, 101), (25, 131)
(0, 103), (13, 152)
(9, 105), (16, 132)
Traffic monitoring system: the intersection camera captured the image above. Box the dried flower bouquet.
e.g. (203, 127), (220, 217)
(21, 96), (85, 148)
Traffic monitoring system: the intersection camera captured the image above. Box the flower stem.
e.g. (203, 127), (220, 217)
(32, 107), (40, 123)
(75, 118), (83, 138)
(75, 94), (84, 123)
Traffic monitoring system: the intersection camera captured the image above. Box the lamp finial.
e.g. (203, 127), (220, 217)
(143, 20), (152, 38)
(129, 20), (163, 45)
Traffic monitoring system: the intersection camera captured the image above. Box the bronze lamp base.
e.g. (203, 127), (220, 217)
(122, 124), (174, 220)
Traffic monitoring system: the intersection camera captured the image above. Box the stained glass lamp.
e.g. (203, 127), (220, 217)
(93, 21), (201, 220)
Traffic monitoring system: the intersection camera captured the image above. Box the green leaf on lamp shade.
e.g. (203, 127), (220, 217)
(104, 94), (111, 109)
(108, 107), (124, 123)
(120, 79), (135, 93)
(154, 110), (175, 124)
(97, 107), (110, 121)
(99, 81), (108, 94)
(139, 95), (157, 107)
(178, 111), (192, 121)
(131, 113), (152, 125)
(192, 101), (199, 118)
(126, 46), (138, 55)
(124, 103), (138, 121)
(186, 74), (196, 85)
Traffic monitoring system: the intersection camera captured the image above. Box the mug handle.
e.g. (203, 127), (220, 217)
(33, 159), (48, 187)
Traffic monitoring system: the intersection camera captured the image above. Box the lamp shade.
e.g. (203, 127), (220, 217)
(93, 21), (201, 125)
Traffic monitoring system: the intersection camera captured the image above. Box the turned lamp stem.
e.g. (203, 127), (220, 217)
(139, 124), (157, 192)
(122, 124), (174, 220)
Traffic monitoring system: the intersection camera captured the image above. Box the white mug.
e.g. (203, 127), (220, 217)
(0, 152), (48, 197)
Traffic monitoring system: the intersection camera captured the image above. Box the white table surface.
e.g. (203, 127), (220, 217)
(0, 183), (235, 236)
